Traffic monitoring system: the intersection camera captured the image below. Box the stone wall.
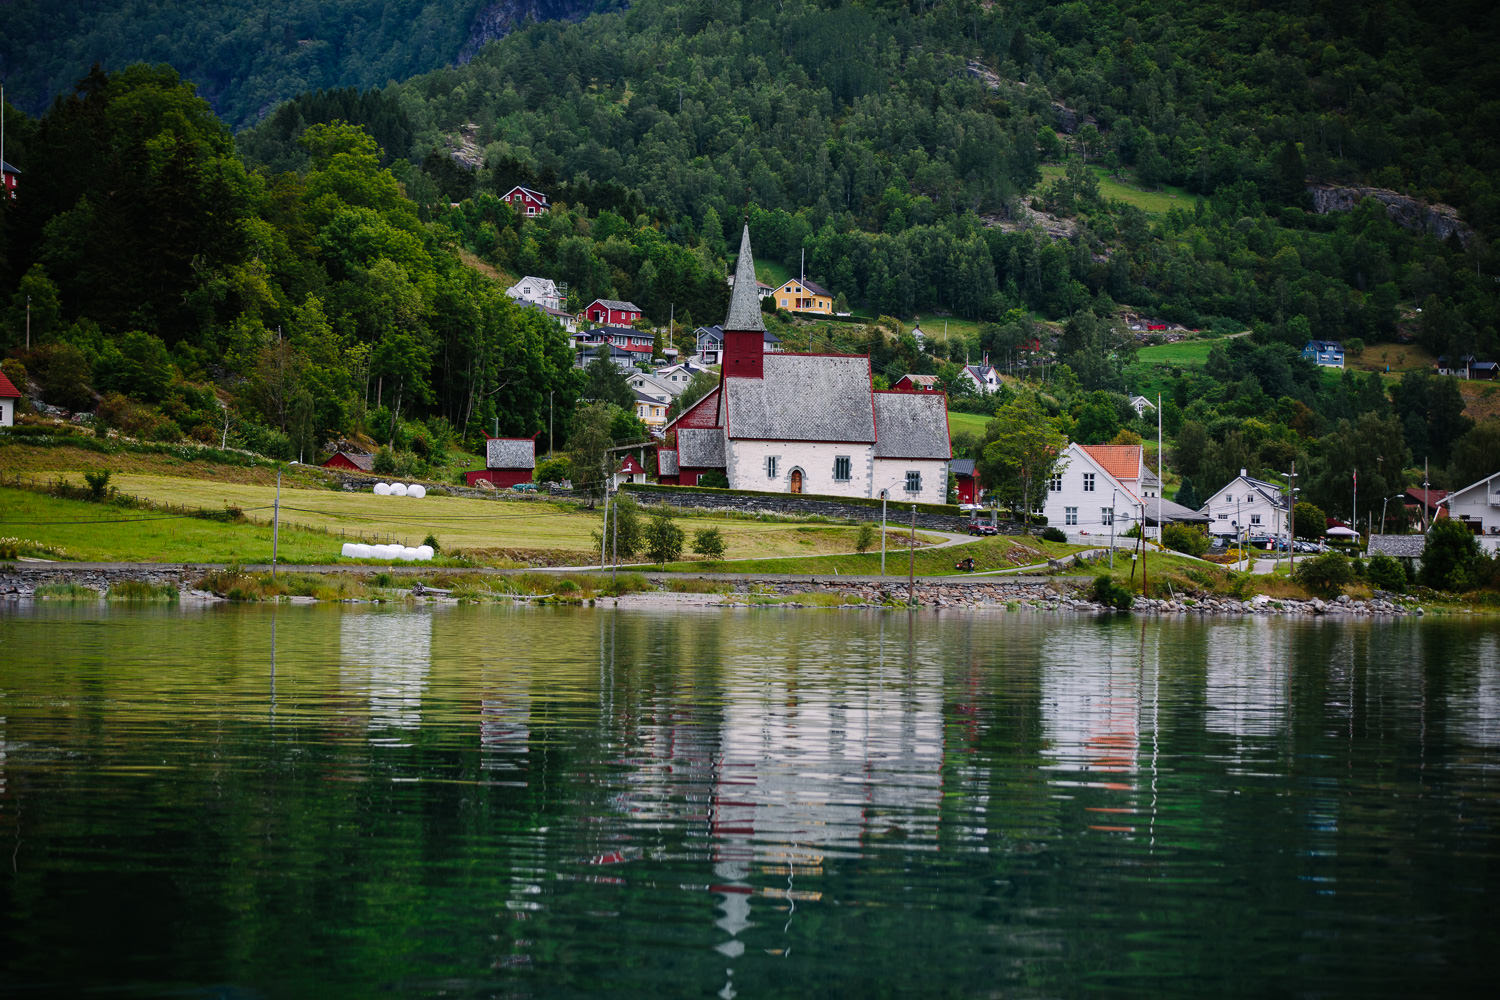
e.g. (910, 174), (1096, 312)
(621, 484), (1027, 534)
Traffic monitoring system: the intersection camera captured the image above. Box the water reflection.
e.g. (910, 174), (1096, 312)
(339, 609), (435, 741)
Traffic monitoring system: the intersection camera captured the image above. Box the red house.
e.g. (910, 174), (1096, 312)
(585, 298), (643, 326)
(951, 458), (980, 505)
(892, 374), (941, 392)
(322, 450), (374, 472)
(502, 185), (549, 216)
(464, 436), (536, 488)
(1, 159), (18, 200)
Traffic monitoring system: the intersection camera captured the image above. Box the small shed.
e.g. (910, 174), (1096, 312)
(465, 436), (536, 488)
(951, 458), (980, 505)
(0, 369), (20, 426)
(322, 450), (374, 472)
(613, 453), (648, 489)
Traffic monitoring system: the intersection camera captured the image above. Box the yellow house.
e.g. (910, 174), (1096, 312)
(634, 392), (669, 428)
(773, 277), (833, 314)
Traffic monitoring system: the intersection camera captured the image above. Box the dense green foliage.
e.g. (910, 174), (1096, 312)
(1292, 551), (1356, 597)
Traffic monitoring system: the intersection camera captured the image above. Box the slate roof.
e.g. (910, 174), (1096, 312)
(724, 353), (876, 442)
(951, 458), (977, 478)
(724, 226), (767, 332)
(0, 370), (20, 398)
(327, 450), (374, 471)
(1142, 498), (1211, 525)
(657, 449), (679, 476)
(1, 160), (20, 175)
(1369, 534), (1426, 559)
(898, 374), (941, 388)
(677, 427), (725, 468)
(486, 437), (535, 469)
(780, 277), (830, 297)
(873, 391), (950, 459)
(592, 298), (641, 312)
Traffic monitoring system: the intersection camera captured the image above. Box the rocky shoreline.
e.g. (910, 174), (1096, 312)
(0, 563), (1429, 616)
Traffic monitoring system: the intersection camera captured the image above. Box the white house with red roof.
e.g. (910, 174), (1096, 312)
(1042, 443), (1172, 542)
(585, 298), (643, 326)
(612, 453), (648, 489)
(501, 185), (549, 216)
(0, 368), (20, 425)
(655, 227), (950, 502)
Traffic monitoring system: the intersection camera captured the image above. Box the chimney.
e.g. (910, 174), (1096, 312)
(722, 224), (766, 379)
(1241, 468), (1247, 478)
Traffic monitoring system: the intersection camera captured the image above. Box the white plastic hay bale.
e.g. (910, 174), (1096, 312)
(376, 544), (401, 560)
(353, 544), (373, 559)
(400, 546), (420, 560)
(407, 484), (426, 499)
(373, 482), (391, 496)
(341, 542), (358, 558)
(415, 545), (435, 560)
(389, 482), (409, 497)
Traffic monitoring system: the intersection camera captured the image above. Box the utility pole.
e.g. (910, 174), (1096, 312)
(880, 489), (888, 575)
(908, 504), (916, 607)
(271, 467), (281, 580)
(1140, 499), (1147, 597)
(549, 390), (554, 455)
(25, 295), (30, 350)
(600, 489), (610, 570)
(611, 492), (618, 586)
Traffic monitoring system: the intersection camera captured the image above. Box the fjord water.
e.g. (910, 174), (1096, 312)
(1, 604), (1496, 997)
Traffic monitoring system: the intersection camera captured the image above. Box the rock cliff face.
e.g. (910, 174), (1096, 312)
(1308, 183), (1473, 247)
(459, 1), (620, 63)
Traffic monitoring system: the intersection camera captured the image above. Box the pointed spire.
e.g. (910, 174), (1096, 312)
(724, 224), (766, 332)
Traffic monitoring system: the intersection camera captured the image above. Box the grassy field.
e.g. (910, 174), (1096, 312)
(1036, 163), (1194, 215)
(1133, 336), (1232, 366)
(660, 532), (1076, 576)
(946, 411), (992, 438)
(15, 474), (939, 565)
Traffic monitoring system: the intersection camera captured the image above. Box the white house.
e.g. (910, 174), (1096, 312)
(0, 368), (18, 425)
(627, 371), (677, 403)
(1129, 395), (1156, 419)
(1199, 470), (1289, 540)
(961, 364), (1002, 394)
(505, 276), (563, 311)
(652, 362), (709, 392)
(1438, 471), (1500, 552)
(1042, 443), (1164, 543)
(656, 226), (950, 502)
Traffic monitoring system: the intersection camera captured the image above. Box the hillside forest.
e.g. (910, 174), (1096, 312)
(2, 0), (1499, 522)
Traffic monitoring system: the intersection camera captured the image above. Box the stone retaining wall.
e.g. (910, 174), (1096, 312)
(620, 486), (1025, 533)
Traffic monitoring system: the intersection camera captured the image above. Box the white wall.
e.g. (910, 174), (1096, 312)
(1041, 447), (1138, 543)
(728, 440), (876, 498)
(1201, 478), (1287, 538)
(0, 398), (12, 426)
(1446, 476), (1500, 537)
(872, 458), (949, 505)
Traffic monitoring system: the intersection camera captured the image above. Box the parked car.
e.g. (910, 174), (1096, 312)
(510, 482), (538, 492)
(968, 522), (998, 536)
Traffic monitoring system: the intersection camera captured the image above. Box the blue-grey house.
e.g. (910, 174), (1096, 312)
(1302, 340), (1344, 368)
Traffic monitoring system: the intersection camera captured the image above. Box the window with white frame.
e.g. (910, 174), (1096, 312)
(1250, 514), (1261, 525)
(1102, 507), (1113, 525)
(766, 456), (778, 479)
(905, 471), (921, 493)
(1225, 494), (1233, 503)
(833, 455), (852, 481)
(1218, 513), (1229, 520)
(1049, 474), (1062, 492)
(1083, 473), (1095, 492)
(1065, 506), (1078, 525)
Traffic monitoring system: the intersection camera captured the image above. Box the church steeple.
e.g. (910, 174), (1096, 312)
(724, 224), (766, 333)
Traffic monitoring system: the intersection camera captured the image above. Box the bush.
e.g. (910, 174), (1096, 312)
(696, 470), (729, 488)
(83, 469), (112, 500)
(692, 527), (726, 561)
(1366, 552), (1406, 592)
(1421, 518), (1481, 591)
(645, 510), (685, 565)
(855, 522), (877, 553)
(1041, 526), (1068, 543)
(534, 456), (571, 485)
(1162, 523), (1209, 556)
(1090, 574), (1135, 610)
(1293, 552), (1356, 597)
(372, 446), (398, 475)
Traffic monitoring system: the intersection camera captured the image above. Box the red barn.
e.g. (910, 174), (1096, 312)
(322, 451), (374, 472)
(892, 374), (941, 392)
(464, 436), (536, 488)
(585, 298), (643, 326)
(502, 185), (549, 216)
(1, 159), (18, 200)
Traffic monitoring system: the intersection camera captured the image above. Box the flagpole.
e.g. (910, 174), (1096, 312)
(1157, 393), (1163, 547)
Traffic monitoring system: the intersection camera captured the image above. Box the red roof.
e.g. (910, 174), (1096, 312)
(1080, 444), (1142, 481)
(618, 455), (646, 474)
(0, 370), (20, 398)
(1405, 487), (1447, 509)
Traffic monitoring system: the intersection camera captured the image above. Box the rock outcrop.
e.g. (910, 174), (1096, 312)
(459, 1), (615, 63)
(1308, 184), (1474, 247)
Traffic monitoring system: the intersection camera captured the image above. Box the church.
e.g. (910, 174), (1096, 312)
(656, 227), (952, 504)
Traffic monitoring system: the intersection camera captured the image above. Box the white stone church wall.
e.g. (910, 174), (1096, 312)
(728, 440), (877, 498)
(871, 458), (949, 505)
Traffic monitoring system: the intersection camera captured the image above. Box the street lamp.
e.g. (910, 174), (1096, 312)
(1109, 487), (1117, 569)
(1380, 493), (1407, 536)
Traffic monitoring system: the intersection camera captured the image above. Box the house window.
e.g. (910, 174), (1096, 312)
(1065, 506), (1078, 526)
(834, 456), (852, 482)
(766, 456), (778, 479)
(1049, 474), (1062, 492)
(905, 471), (922, 493)
(1250, 514), (1261, 525)
(1102, 507), (1113, 525)
(1218, 513), (1229, 521)
(1225, 494), (1233, 503)
(1083, 473), (1095, 493)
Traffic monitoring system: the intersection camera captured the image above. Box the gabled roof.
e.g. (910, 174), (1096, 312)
(1369, 534), (1427, 559)
(1142, 498), (1211, 525)
(776, 277), (830, 297)
(1, 160), (19, 175)
(678, 427), (725, 467)
(0, 370), (20, 398)
(696, 324), (723, 342)
(725, 226), (767, 332)
(951, 458), (977, 477)
(1305, 339), (1342, 351)
(897, 373), (941, 388)
(1406, 487), (1448, 509)
(589, 298), (641, 312)
(1439, 470), (1500, 505)
(503, 185), (549, 203)
(325, 450), (374, 471)
(724, 353), (876, 442)
(1080, 444), (1145, 482)
(964, 364), (998, 378)
(873, 391), (950, 459)
(486, 437), (536, 470)
(634, 389), (667, 407)
(618, 454), (646, 474)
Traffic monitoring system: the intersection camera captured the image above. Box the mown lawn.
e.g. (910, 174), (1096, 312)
(946, 411), (992, 437)
(658, 532), (1078, 576)
(1133, 336), (1232, 366)
(28, 474), (894, 563)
